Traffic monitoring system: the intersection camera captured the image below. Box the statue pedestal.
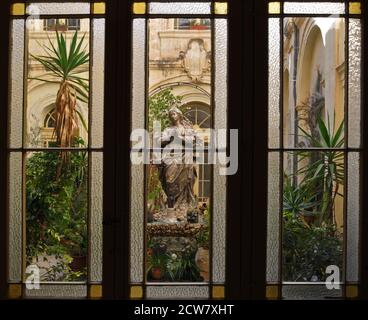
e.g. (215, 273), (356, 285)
(146, 222), (203, 237)
(153, 207), (188, 223)
(164, 208), (177, 223)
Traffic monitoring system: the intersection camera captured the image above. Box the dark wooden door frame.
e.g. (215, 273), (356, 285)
(361, 0), (368, 299)
(101, 0), (121, 299)
(0, 0), (367, 300)
(0, 0), (11, 300)
(251, 0), (268, 299)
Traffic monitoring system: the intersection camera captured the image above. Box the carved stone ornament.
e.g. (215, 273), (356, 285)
(180, 39), (210, 83)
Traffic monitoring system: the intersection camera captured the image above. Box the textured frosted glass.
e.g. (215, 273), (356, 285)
(130, 19), (146, 283)
(8, 153), (23, 282)
(268, 19), (280, 148)
(9, 20), (24, 149)
(90, 153), (103, 282)
(267, 152), (280, 283)
(283, 284), (342, 299)
(284, 2), (345, 14)
(347, 153), (360, 282)
(348, 19), (361, 148)
(25, 284), (87, 297)
(146, 285), (209, 299)
(149, 2), (211, 14)
(27, 3), (90, 15)
(91, 19), (105, 148)
(213, 19), (227, 284)
(130, 165), (144, 283)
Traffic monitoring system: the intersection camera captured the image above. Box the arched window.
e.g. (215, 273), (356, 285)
(44, 109), (56, 128)
(184, 103), (211, 129)
(40, 109), (57, 147)
(184, 103), (211, 204)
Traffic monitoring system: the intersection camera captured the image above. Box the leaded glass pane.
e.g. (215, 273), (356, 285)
(26, 3), (90, 15)
(268, 5), (361, 300)
(26, 151), (88, 283)
(149, 2), (211, 15)
(348, 19), (361, 148)
(347, 152), (360, 282)
(131, 3), (228, 296)
(9, 20), (24, 149)
(282, 151), (344, 284)
(130, 18), (146, 284)
(146, 18), (212, 283)
(283, 17), (345, 149)
(268, 18), (280, 148)
(26, 18), (90, 148)
(8, 3), (105, 298)
(284, 2), (345, 14)
(267, 152), (280, 283)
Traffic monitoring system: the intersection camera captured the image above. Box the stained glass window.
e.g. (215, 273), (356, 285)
(7, 1), (105, 299)
(130, 1), (228, 299)
(267, 1), (361, 299)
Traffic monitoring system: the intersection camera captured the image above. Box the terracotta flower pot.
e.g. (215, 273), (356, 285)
(195, 247), (209, 281)
(151, 267), (163, 280)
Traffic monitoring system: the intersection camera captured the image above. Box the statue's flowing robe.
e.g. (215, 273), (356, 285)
(157, 125), (199, 209)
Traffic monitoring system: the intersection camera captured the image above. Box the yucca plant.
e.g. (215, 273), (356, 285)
(29, 30), (89, 148)
(296, 115), (344, 225)
(283, 174), (320, 219)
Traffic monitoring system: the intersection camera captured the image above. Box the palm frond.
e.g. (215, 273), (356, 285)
(29, 30), (89, 150)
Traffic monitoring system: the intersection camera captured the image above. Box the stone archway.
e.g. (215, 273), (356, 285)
(297, 23), (325, 109)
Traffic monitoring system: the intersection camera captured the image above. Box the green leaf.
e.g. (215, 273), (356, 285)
(75, 110), (88, 132)
(28, 77), (60, 84)
(68, 31), (78, 65)
(317, 116), (330, 147)
(332, 121), (344, 147)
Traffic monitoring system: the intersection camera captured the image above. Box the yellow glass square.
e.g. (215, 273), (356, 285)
(266, 285), (279, 299)
(89, 284), (103, 299)
(133, 2), (146, 15)
(93, 2), (106, 15)
(11, 3), (25, 16)
(8, 284), (22, 299)
(346, 285), (358, 298)
(212, 285), (225, 299)
(269, 2), (281, 14)
(215, 2), (228, 15)
(130, 285), (143, 299)
(349, 2), (361, 14)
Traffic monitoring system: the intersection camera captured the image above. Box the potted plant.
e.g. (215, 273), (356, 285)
(146, 240), (169, 281)
(147, 249), (169, 281)
(167, 245), (202, 282)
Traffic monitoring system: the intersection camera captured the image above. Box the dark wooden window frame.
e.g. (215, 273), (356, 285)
(0, 0), (367, 300)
